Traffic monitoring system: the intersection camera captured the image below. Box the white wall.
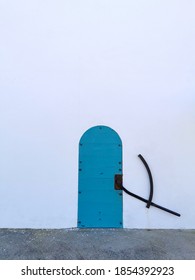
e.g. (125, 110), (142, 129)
(0, 0), (195, 228)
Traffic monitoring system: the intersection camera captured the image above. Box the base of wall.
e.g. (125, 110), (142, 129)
(1, 228), (195, 260)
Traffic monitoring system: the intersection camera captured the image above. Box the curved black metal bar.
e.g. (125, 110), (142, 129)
(121, 185), (180, 217)
(138, 154), (154, 208)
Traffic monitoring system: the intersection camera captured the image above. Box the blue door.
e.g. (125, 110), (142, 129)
(78, 125), (123, 228)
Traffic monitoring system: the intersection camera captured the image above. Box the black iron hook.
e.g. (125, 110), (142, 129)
(115, 154), (181, 217)
(121, 185), (180, 217)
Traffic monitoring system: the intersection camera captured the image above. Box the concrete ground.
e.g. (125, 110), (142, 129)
(0, 229), (195, 260)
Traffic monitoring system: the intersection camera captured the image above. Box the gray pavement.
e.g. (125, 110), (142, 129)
(0, 228), (195, 260)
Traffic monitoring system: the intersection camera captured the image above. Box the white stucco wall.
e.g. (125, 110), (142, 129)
(0, 0), (195, 228)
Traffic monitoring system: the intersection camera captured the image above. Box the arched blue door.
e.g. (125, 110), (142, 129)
(78, 125), (123, 228)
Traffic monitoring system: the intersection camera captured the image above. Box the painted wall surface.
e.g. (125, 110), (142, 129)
(0, 0), (195, 228)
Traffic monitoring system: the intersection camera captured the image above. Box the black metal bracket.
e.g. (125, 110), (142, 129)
(115, 174), (123, 190)
(114, 154), (181, 217)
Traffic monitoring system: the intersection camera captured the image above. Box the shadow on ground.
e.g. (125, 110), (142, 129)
(0, 229), (195, 260)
